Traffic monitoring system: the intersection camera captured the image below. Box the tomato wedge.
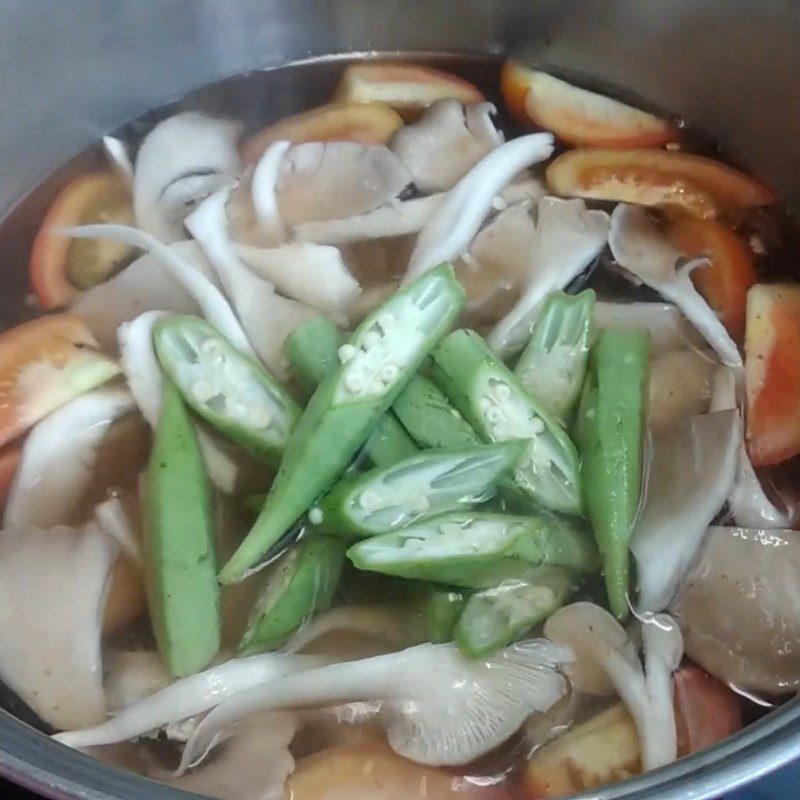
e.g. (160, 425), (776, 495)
(745, 283), (800, 465)
(30, 172), (134, 309)
(0, 314), (120, 450)
(104, 553), (146, 634)
(670, 218), (757, 339)
(334, 62), (484, 116)
(673, 662), (742, 757)
(241, 101), (403, 165)
(501, 61), (675, 147)
(547, 148), (777, 219)
(0, 445), (22, 510)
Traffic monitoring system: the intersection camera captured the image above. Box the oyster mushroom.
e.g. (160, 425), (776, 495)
(0, 523), (116, 730)
(133, 113), (241, 242)
(608, 203), (742, 367)
(671, 525), (800, 695)
(4, 388), (135, 529)
(250, 140), (292, 244)
(390, 99), (503, 193)
(277, 141), (412, 227)
(179, 640), (570, 772)
(630, 409), (740, 612)
(544, 602), (683, 771)
(404, 133), (555, 282)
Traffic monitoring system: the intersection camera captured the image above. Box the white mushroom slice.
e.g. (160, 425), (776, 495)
(133, 112), (241, 242)
(72, 241), (218, 352)
(186, 189), (316, 377)
(4, 389), (135, 530)
(405, 133), (555, 282)
(179, 640), (569, 772)
(101, 135), (134, 184)
(710, 367), (794, 528)
(544, 603), (683, 772)
(630, 410), (740, 612)
(593, 300), (703, 356)
(236, 242), (360, 315)
(251, 140), (292, 245)
(103, 651), (173, 714)
(277, 142), (412, 227)
(647, 348), (717, 433)
(390, 99), (502, 193)
(292, 193), (446, 245)
(487, 198), (610, 356)
(608, 204), (742, 367)
(66, 224), (254, 357)
(54, 652), (323, 748)
(0, 523), (116, 730)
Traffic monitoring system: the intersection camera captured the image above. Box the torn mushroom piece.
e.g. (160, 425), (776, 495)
(185, 189), (316, 377)
(486, 197), (610, 356)
(710, 366), (794, 528)
(0, 523), (116, 730)
(276, 141), (412, 228)
(630, 410), (740, 612)
(250, 140), (292, 245)
(671, 526), (800, 695)
(133, 113), (241, 243)
(54, 652), (324, 748)
(404, 133), (555, 282)
(390, 99), (503, 193)
(544, 602), (683, 772)
(179, 640), (570, 772)
(608, 203), (742, 367)
(4, 388), (135, 529)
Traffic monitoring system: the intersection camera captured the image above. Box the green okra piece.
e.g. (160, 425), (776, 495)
(575, 328), (649, 620)
(219, 263), (466, 584)
(430, 329), (583, 515)
(144, 380), (221, 677)
(239, 535), (346, 654)
(284, 316), (344, 394)
(285, 316), (418, 468)
(514, 290), (596, 425)
(392, 374), (480, 450)
(154, 315), (302, 466)
(313, 442), (524, 538)
(348, 511), (598, 589)
(420, 586), (466, 643)
(454, 567), (571, 657)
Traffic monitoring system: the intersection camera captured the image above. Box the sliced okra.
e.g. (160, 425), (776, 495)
(347, 511), (598, 588)
(154, 315), (302, 466)
(314, 441), (524, 538)
(430, 329), (583, 515)
(219, 263), (466, 584)
(514, 290), (595, 425)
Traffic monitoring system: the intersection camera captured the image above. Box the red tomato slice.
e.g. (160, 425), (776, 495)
(30, 172), (134, 309)
(334, 62), (484, 116)
(745, 283), (800, 465)
(0, 445), (22, 510)
(501, 61), (675, 147)
(673, 662), (742, 756)
(241, 101), (403, 165)
(547, 148), (777, 219)
(670, 218), (757, 340)
(0, 314), (120, 450)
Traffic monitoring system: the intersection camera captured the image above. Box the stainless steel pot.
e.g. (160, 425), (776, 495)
(1, 1), (799, 798)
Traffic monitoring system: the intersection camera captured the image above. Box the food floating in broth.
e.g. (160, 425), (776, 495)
(0, 53), (792, 800)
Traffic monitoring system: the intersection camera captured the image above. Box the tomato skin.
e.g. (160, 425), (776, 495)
(240, 101), (403, 165)
(501, 61), (675, 148)
(670, 218), (757, 340)
(0, 445), (22, 511)
(546, 147), (777, 219)
(745, 284), (800, 465)
(673, 662), (743, 757)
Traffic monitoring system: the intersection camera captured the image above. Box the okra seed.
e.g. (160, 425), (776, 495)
(248, 406), (273, 429)
(191, 380), (216, 403)
(377, 312), (395, 330)
(200, 339), (224, 363)
(338, 344), (357, 364)
(493, 382), (512, 402)
(380, 364), (399, 383)
(344, 372), (365, 393)
(359, 490), (382, 510)
(485, 407), (503, 424)
(308, 507), (324, 525)
(363, 331), (381, 348)
(530, 417), (545, 434)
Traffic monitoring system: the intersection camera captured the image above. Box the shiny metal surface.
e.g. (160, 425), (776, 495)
(1, 1), (800, 798)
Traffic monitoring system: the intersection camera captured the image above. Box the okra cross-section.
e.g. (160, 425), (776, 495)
(430, 329), (583, 515)
(154, 315), (302, 465)
(314, 441), (525, 538)
(219, 263), (466, 584)
(347, 511), (598, 588)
